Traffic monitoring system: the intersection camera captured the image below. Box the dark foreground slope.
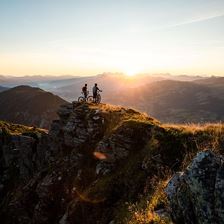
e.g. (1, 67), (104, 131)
(0, 85), (67, 129)
(1, 103), (224, 224)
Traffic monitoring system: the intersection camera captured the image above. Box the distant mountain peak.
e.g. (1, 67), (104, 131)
(0, 85), (67, 128)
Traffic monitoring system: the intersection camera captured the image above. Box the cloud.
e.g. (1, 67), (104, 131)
(167, 13), (224, 28)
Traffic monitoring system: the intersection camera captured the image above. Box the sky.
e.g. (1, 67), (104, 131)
(0, 0), (224, 76)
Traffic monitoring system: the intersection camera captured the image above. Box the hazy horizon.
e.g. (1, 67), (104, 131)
(1, 0), (224, 77)
(0, 72), (217, 78)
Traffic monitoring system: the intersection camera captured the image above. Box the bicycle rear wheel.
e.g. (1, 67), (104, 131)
(78, 96), (85, 103)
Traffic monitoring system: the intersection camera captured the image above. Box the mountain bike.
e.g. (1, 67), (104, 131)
(78, 91), (93, 103)
(87, 90), (102, 104)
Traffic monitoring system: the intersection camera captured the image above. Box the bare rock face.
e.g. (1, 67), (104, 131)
(165, 150), (224, 224)
(0, 128), (48, 201)
(95, 120), (153, 175)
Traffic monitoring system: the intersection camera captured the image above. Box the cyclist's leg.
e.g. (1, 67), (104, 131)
(93, 93), (97, 103)
(84, 91), (87, 100)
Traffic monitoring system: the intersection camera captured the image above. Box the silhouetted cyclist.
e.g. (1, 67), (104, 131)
(92, 83), (102, 103)
(82, 83), (88, 99)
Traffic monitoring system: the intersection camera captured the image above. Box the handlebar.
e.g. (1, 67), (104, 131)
(81, 90), (102, 94)
(81, 91), (89, 94)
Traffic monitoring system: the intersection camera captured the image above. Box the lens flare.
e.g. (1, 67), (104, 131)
(93, 151), (107, 160)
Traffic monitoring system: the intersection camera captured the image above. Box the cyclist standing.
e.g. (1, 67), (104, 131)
(82, 84), (88, 99)
(92, 83), (102, 103)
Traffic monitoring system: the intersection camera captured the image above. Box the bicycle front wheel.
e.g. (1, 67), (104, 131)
(87, 96), (94, 103)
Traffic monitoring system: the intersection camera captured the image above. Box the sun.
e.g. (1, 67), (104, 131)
(126, 70), (136, 77)
(124, 68), (139, 77)
(120, 61), (142, 77)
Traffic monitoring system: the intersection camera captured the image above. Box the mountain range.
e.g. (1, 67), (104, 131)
(1, 74), (224, 124)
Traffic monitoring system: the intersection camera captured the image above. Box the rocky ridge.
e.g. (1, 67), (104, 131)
(1, 102), (224, 224)
(0, 102), (157, 224)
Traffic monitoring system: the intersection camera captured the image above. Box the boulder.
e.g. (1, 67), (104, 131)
(165, 150), (224, 224)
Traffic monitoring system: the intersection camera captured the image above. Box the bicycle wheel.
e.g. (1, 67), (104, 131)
(78, 96), (85, 103)
(96, 94), (101, 104)
(87, 96), (94, 103)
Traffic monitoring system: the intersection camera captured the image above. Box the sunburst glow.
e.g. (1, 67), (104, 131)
(125, 69), (138, 77)
(122, 65), (142, 77)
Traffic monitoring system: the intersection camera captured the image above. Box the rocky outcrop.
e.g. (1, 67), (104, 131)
(95, 120), (153, 175)
(165, 150), (224, 224)
(2, 102), (224, 224)
(0, 102), (157, 224)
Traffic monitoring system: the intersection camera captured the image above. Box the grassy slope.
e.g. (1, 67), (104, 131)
(0, 120), (47, 135)
(119, 122), (224, 223)
(83, 105), (224, 223)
